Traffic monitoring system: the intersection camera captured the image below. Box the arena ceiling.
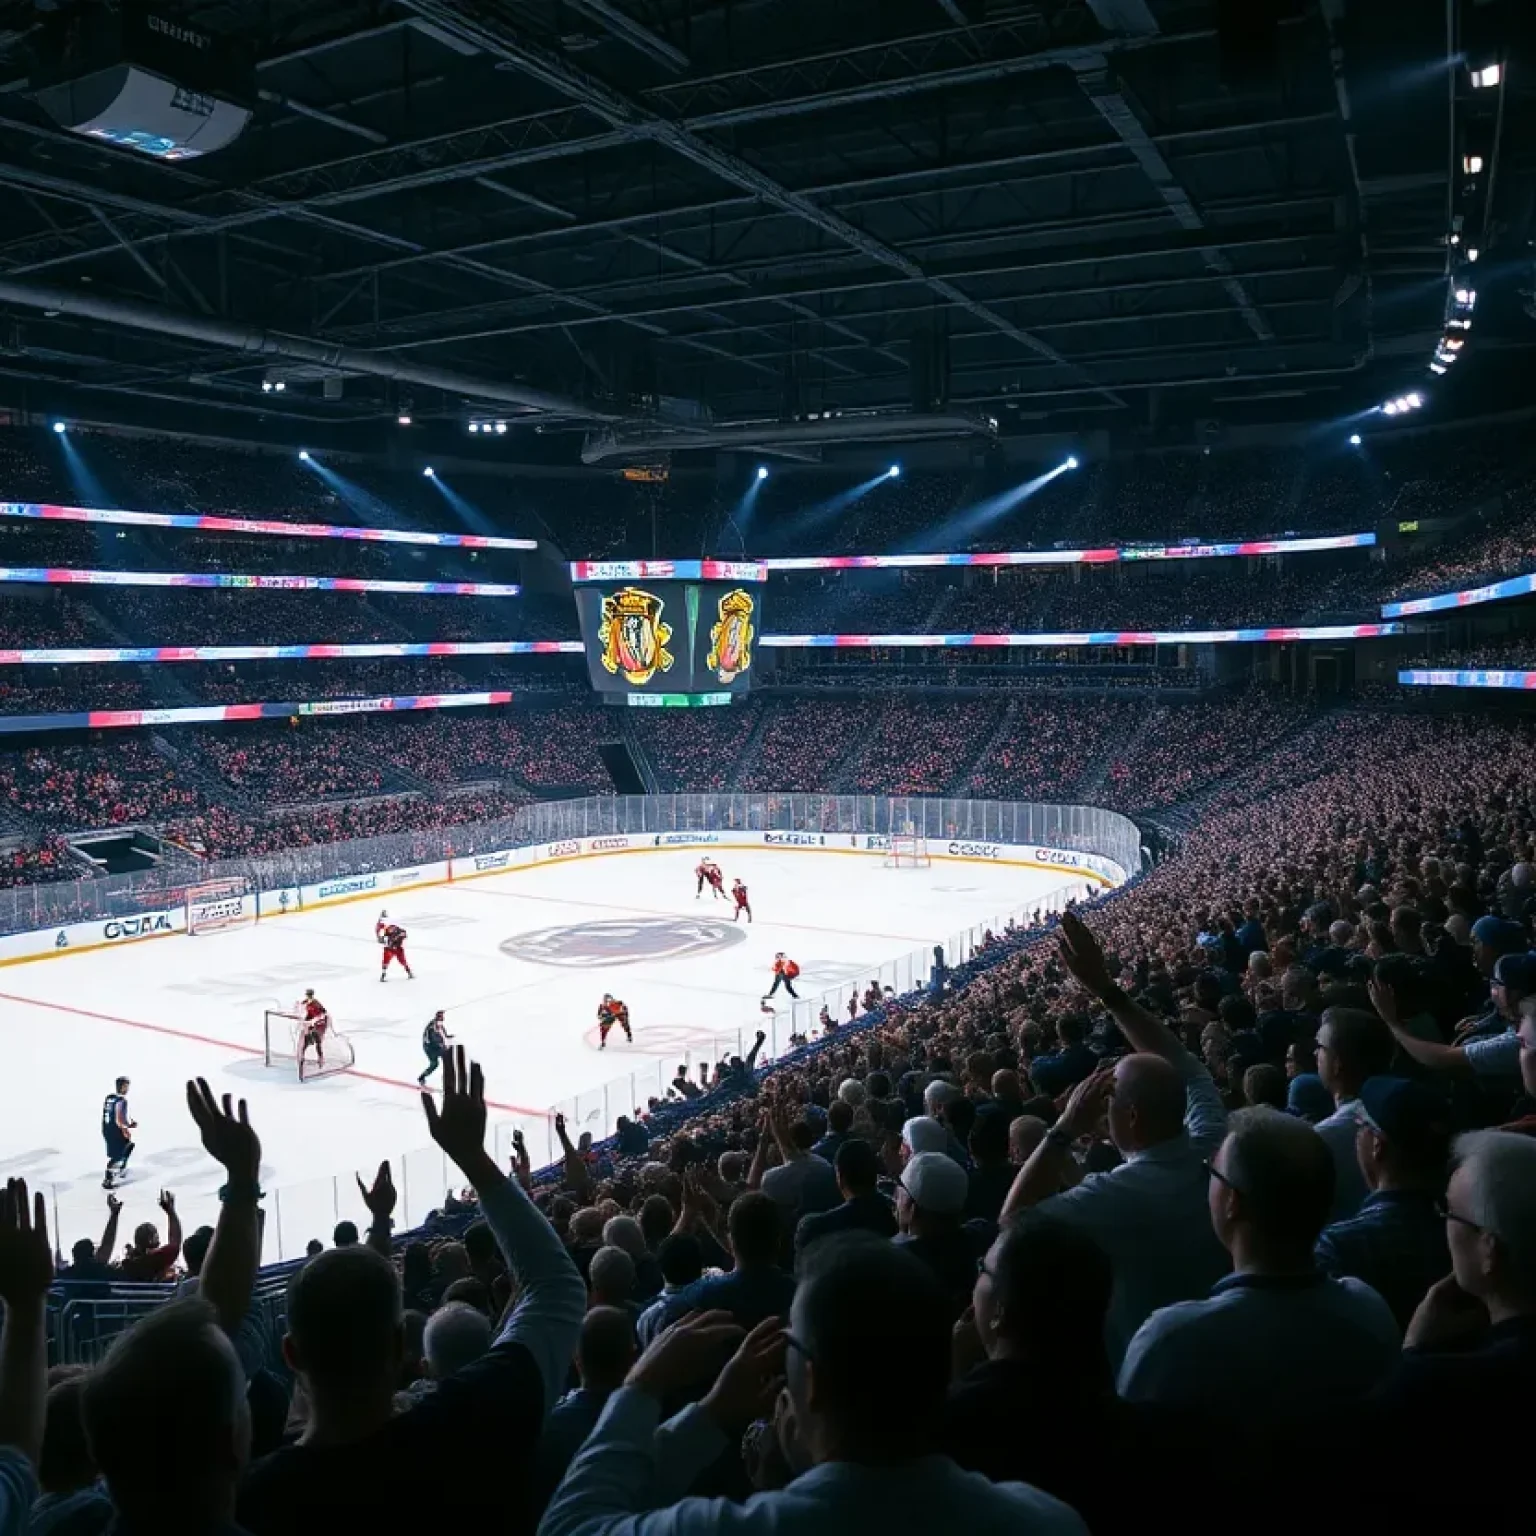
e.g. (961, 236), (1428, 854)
(0, 0), (1529, 462)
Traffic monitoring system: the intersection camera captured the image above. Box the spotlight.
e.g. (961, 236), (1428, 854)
(51, 421), (66, 434)
(1471, 63), (1501, 89)
(1467, 248), (1479, 263)
(423, 466), (435, 479)
(397, 414), (412, 426)
(1430, 362), (1448, 375)
(261, 381), (272, 393)
(298, 450), (310, 461)
(1464, 155), (1484, 175)
(468, 422), (480, 433)
(887, 464), (901, 479)
(1349, 434), (1362, 446)
(1455, 289), (1475, 307)
(273, 380), (286, 393)
(1382, 401), (1400, 416)
(494, 421), (507, 435)
(756, 466), (768, 481)
(1065, 455), (1079, 470)
(1407, 392), (1422, 409)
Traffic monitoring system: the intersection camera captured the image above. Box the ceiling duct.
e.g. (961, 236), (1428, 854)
(582, 411), (996, 464)
(0, 277), (622, 421)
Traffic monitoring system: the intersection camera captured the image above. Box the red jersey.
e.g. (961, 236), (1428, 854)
(774, 957), (800, 979)
(733, 883), (749, 906)
(381, 924), (407, 949)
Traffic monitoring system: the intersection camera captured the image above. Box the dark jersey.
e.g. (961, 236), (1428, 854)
(423, 1020), (445, 1052)
(383, 925), (407, 948)
(102, 1093), (128, 1136)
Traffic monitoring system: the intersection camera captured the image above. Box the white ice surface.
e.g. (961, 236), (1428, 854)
(0, 849), (1066, 1261)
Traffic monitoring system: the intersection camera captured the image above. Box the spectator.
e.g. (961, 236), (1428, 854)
(332, 1222), (359, 1249)
(893, 1153), (977, 1318)
(1001, 913), (1231, 1365)
(755, 1110), (841, 1222)
(588, 1247), (637, 1312)
(116, 1194), (182, 1283)
(536, 1306), (638, 1509)
(652, 1192), (794, 1333)
(898, 1117), (948, 1162)
(422, 1303), (493, 1381)
(945, 1214), (1155, 1530)
(1118, 1108), (1399, 1412)
(1313, 1007), (1395, 1220)
(962, 1111), (1014, 1223)
(793, 1139), (897, 1264)
(1315, 1077), (1453, 1330)
(541, 1240), (1087, 1536)
(811, 1101), (854, 1163)
(31, 1374), (111, 1536)
(1008, 1115), (1049, 1165)
(636, 1235), (706, 1347)
(237, 1049), (585, 1535)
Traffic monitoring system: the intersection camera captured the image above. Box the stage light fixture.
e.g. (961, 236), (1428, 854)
(1471, 63), (1501, 89)
(397, 414), (412, 426)
(1430, 362), (1448, 375)
(1349, 434), (1362, 446)
(52, 421), (66, 434)
(1467, 248), (1479, 262)
(468, 422), (480, 433)
(261, 381), (272, 393)
(495, 421), (507, 435)
(1065, 455), (1080, 470)
(888, 464), (901, 478)
(757, 466), (769, 481)
(298, 450), (310, 461)
(1455, 289), (1476, 307)
(1464, 155), (1484, 175)
(273, 380), (286, 393)
(423, 466), (435, 479)
(1407, 392), (1422, 409)
(1382, 401), (1400, 416)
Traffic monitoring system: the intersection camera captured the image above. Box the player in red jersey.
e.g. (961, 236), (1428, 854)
(297, 989), (330, 1079)
(376, 910), (414, 982)
(768, 952), (800, 999)
(706, 862), (726, 900)
(731, 877), (752, 923)
(597, 994), (632, 1049)
(695, 859), (712, 898)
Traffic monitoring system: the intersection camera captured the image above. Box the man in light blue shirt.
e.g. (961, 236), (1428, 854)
(1119, 1107), (1399, 1414)
(539, 1238), (1087, 1536)
(998, 912), (1231, 1365)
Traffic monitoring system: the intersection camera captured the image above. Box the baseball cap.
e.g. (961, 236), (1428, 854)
(900, 1152), (968, 1217)
(1355, 1076), (1453, 1160)
(1471, 915), (1527, 953)
(901, 1116), (948, 1155)
(1493, 951), (1536, 993)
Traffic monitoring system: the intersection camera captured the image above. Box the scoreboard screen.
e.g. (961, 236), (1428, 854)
(570, 560), (767, 701)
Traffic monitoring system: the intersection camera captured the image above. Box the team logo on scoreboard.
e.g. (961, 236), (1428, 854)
(707, 588), (755, 683)
(599, 587), (674, 686)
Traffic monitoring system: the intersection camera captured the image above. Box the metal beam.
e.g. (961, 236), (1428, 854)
(396, 0), (1125, 408)
(1073, 62), (1273, 342)
(563, 0), (689, 72)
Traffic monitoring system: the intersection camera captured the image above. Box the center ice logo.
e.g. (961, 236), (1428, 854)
(501, 915), (746, 968)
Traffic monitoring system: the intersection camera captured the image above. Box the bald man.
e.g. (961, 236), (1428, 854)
(1001, 913), (1231, 1366)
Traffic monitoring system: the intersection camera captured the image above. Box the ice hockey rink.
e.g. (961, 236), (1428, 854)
(0, 847), (1081, 1261)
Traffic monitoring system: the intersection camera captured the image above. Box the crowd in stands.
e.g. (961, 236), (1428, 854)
(1402, 636), (1536, 670)
(7, 688), (1533, 1533)
(0, 835), (78, 890)
(1378, 504), (1536, 602)
(0, 739), (207, 830)
(848, 700), (1005, 796)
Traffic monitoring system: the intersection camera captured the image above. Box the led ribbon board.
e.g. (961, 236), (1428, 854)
(762, 533), (1375, 571)
(0, 567), (520, 596)
(759, 624), (1404, 647)
(1383, 572), (1536, 618)
(1398, 668), (1536, 690)
(0, 500), (535, 551)
(0, 689), (517, 735)
(0, 641), (583, 665)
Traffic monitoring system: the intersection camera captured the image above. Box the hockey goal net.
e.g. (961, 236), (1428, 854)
(186, 878), (256, 936)
(264, 1009), (356, 1081)
(884, 831), (931, 868)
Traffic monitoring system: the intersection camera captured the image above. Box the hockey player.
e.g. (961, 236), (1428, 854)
(597, 994), (632, 1049)
(297, 989), (330, 1079)
(768, 952), (801, 999)
(418, 1010), (453, 1086)
(731, 877), (752, 923)
(695, 859), (712, 898)
(377, 912), (414, 981)
(101, 1075), (136, 1189)
(705, 861), (727, 901)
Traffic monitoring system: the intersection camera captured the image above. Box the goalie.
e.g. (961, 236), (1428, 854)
(376, 910), (415, 982)
(296, 990), (331, 1080)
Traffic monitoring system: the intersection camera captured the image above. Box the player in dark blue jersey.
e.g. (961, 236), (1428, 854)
(101, 1076), (136, 1189)
(418, 1010), (453, 1086)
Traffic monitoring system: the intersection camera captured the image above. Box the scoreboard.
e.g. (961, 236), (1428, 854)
(569, 559), (767, 704)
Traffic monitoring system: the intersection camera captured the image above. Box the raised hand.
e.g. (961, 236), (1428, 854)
(1056, 1063), (1116, 1141)
(158, 1189), (176, 1215)
(1057, 910), (1115, 998)
(626, 1309), (746, 1402)
(702, 1315), (787, 1431)
(0, 1178), (52, 1305)
(421, 1044), (491, 1176)
(356, 1160), (397, 1222)
(186, 1077), (262, 1186)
